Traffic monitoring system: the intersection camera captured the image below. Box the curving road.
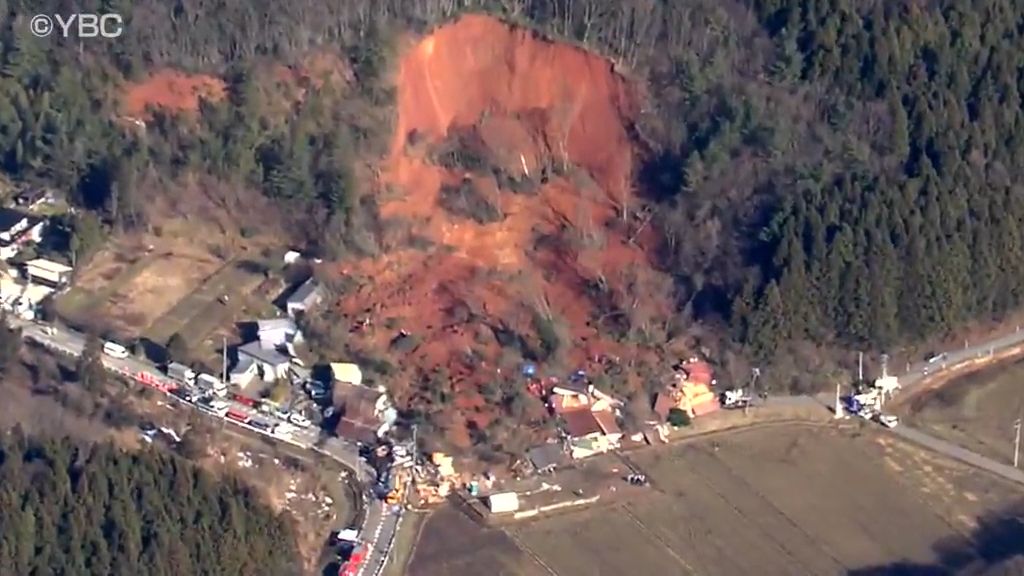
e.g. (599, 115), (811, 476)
(17, 316), (1024, 571)
(14, 318), (401, 576)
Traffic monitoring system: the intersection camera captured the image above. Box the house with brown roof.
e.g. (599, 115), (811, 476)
(561, 407), (623, 459)
(332, 382), (395, 445)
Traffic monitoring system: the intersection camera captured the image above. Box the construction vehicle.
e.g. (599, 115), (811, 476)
(720, 388), (752, 409)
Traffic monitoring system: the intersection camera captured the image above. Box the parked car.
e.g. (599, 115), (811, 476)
(170, 387), (195, 402)
(876, 414), (899, 428)
(249, 419), (272, 432)
(289, 412), (311, 428)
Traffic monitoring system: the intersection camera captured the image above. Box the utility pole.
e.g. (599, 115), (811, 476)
(1015, 418), (1021, 469)
(221, 337), (228, 384)
(858, 352), (863, 383)
(880, 354), (889, 379)
(746, 367), (761, 416)
(834, 382), (844, 420)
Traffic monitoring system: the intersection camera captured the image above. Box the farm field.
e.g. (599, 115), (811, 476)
(55, 225), (274, 352)
(407, 424), (1024, 576)
(406, 506), (548, 576)
(908, 356), (1024, 465)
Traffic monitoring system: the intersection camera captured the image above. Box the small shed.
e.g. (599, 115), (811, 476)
(486, 492), (520, 514)
(24, 258), (72, 287)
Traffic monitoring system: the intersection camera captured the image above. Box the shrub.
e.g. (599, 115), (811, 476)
(438, 179), (504, 224)
(667, 408), (691, 427)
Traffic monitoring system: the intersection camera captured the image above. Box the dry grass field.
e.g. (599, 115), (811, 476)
(908, 356), (1024, 466)
(407, 424), (1024, 576)
(56, 223), (272, 350)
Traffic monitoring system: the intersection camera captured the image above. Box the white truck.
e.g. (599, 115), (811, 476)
(196, 373), (227, 398)
(166, 362), (196, 385)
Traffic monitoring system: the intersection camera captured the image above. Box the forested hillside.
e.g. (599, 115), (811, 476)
(3, 0), (1024, 395)
(0, 429), (300, 576)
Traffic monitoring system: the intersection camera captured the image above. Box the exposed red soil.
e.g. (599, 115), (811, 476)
(121, 69), (227, 119)
(334, 15), (676, 448)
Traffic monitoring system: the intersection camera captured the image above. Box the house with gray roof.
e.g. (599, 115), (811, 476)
(256, 318), (303, 349)
(286, 278), (323, 317)
(237, 341), (291, 382)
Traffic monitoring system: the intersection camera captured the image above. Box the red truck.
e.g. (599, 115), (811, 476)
(338, 546), (366, 576)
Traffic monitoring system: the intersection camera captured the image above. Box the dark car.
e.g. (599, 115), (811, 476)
(249, 419), (272, 432)
(170, 387), (194, 402)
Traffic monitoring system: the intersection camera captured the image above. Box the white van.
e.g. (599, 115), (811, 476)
(102, 341), (129, 359)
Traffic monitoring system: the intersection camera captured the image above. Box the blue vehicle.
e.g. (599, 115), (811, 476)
(842, 395), (862, 413)
(249, 419), (272, 432)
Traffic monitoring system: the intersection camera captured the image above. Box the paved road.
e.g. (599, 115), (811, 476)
(16, 319), (400, 576)
(890, 425), (1024, 484)
(773, 326), (1024, 486)
(20, 315), (1024, 570)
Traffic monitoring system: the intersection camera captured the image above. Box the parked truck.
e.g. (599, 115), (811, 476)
(196, 373), (227, 398)
(166, 362), (196, 386)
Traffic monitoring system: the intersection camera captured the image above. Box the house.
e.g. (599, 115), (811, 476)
(330, 362), (363, 386)
(561, 408), (623, 459)
(527, 442), (570, 473)
(14, 188), (47, 209)
(333, 381), (394, 444)
(679, 359), (715, 386)
(256, 318), (303, 349)
(0, 209), (44, 261)
(549, 379), (621, 414)
(285, 278), (322, 317)
(653, 374), (720, 421)
(229, 358), (260, 388)
(23, 258), (72, 288)
(236, 341), (291, 382)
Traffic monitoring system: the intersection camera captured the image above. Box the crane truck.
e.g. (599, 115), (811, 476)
(720, 388), (752, 409)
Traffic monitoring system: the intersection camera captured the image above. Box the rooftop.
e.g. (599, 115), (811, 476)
(527, 443), (569, 471)
(256, 318), (298, 333)
(330, 362), (363, 386)
(333, 382), (383, 424)
(287, 278), (322, 307)
(0, 209), (39, 232)
(592, 410), (621, 436)
(336, 419), (378, 445)
(561, 409), (602, 438)
(25, 258), (73, 275)
(653, 391), (678, 420)
(237, 341), (290, 366)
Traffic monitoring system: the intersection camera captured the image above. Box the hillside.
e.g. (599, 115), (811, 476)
(5, 0), (1024, 455)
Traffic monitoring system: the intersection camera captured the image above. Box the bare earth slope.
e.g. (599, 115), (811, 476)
(335, 17), (673, 436)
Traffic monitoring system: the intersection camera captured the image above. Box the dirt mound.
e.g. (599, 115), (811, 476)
(336, 14), (674, 439)
(121, 69), (227, 119)
(391, 13), (637, 196)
